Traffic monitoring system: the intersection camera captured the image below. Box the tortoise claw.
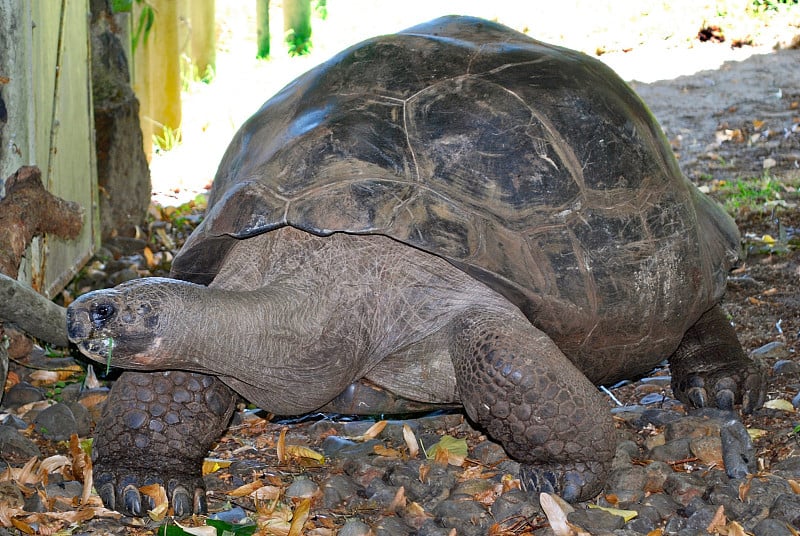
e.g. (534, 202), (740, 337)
(122, 485), (143, 517)
(714, 388), (735, 411)
(686, 386), (708, 409)
(171, 485), (193, 518)
(519, 461), (605, 503)
(96, 480), (116, 512)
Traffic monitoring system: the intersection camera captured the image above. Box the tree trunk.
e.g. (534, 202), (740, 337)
(190, 0), (216, 76)
(256, 0), (270, 59)
(0, 166), (83, 280)
(283, 0), (311, 55)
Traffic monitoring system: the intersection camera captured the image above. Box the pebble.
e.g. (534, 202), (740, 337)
(1, 381), (45, 409)
(338, 519), (375, 536)
(751, 340), (790, 360)
(34, 402), (87, 441)
(0, 425), (41, 460)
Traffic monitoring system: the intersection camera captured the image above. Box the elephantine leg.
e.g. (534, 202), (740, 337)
(669, 304), (766, 414)
(92, 370), (236, 516)
(449, 308), (616, 502)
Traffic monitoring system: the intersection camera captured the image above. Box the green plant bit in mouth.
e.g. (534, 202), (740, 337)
(106, 337), (114, 375)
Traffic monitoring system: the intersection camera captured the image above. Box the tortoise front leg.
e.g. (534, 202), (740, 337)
(93, 370), (237, 516)
(669, 304), (766, 414)
(449, 308), (616, 502)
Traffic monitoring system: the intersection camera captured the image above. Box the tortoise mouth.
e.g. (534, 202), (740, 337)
(76, 336), (114, 363)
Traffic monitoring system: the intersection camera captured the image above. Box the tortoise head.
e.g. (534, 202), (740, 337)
(67, 277), (188, 369)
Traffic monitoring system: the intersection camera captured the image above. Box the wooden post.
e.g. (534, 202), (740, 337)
(133, 0), (182, 158)
(256, 0), (270, 59)
(283, 0), (311, 55)
(190, 0), (216, 77)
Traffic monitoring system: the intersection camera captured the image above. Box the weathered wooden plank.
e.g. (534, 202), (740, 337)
(1, 0), (99, 298)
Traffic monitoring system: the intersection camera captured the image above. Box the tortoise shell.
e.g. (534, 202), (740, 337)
(173, 16), (740, 385)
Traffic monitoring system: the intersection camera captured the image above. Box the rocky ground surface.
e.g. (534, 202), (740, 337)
(3, 7), (800, 536)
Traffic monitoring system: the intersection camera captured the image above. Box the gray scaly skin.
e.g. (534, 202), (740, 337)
(70, 228), (617, 512)
(68, 228), (764, 515)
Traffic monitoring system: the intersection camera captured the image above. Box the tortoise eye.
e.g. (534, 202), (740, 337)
(91, 303), (116, 326)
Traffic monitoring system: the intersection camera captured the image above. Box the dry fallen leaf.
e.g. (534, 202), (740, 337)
(738, 478), (752, 502)
(286, 445), (325, 464)
(540, 493), (590, 536)
(763, 398), (795, 412)
(373, 444), (403, 458)
(175, 521), (217, 536)
(229, 479), (266, 497)
(202, 458), (232, 475)
(288, 498), (311, 536)
(426, 435), (468, 466)
(747, 428), (768, 440)
(139, 483), (168, 521)
(705, 504), (726, 533)
(143, 246), (156, 269)
(349, 420), (387, 441)
(389, 486), (406, 512)
(253, 485), (282, 502)
(587, 504), (638, 522)
(277, 427), (288, 462)
(403, 424), (419, 458)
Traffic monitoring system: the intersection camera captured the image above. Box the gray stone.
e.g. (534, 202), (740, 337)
(365, 476), (399, 508)
(2, 381), (45, 409)
(752, 518), (796, 536)
(649, 437), (692, 463)
(472, 440), (509, 465)
(605, 465), (646, 504)
(751, 340), (790, 360)
(720, 416), (755, 478)
(338, 519), (374, 536)
(0, 424), (41, 460)
(769, 493), (800, 527)
(490, 489), (540, 526)
(374, 516), (414, 536)
(682, 504), (722, 532)
(321, 474), (363, 509)
(66, 401), (93, 437)
(433, 499), (491, 536)
(773, 359), (800, 376)
(568, 507), (626, 531)
(663, 472), (708, 506)
(34, 403), (79, 441)
(285, 476), (320, 499)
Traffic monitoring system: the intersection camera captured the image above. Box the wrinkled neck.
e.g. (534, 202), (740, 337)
(166, 281), (304, 373)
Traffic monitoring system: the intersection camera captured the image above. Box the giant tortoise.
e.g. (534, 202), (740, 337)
(67, 15), (766, 516)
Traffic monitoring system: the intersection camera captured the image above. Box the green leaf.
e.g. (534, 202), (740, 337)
(426, 435), (468, 459)
(206, 519), (257, 536)
(110, 0), (133, 13)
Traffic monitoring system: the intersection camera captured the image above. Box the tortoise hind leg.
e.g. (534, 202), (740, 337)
(93, 370), (236, 516)
(448, 308), (616, 502)
(669, 304), (766, 414)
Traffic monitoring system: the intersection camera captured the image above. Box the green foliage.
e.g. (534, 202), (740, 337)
(110, 0), (155, 54)
(751, 0), (798, 10)
(285, 29), (312, 56)
(314, 0), (328, 19)
(718, 174), (795, 213)
(157, 518), (256, 536)
(180, 55), (216, 91)
(153, 125), (182, 152)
